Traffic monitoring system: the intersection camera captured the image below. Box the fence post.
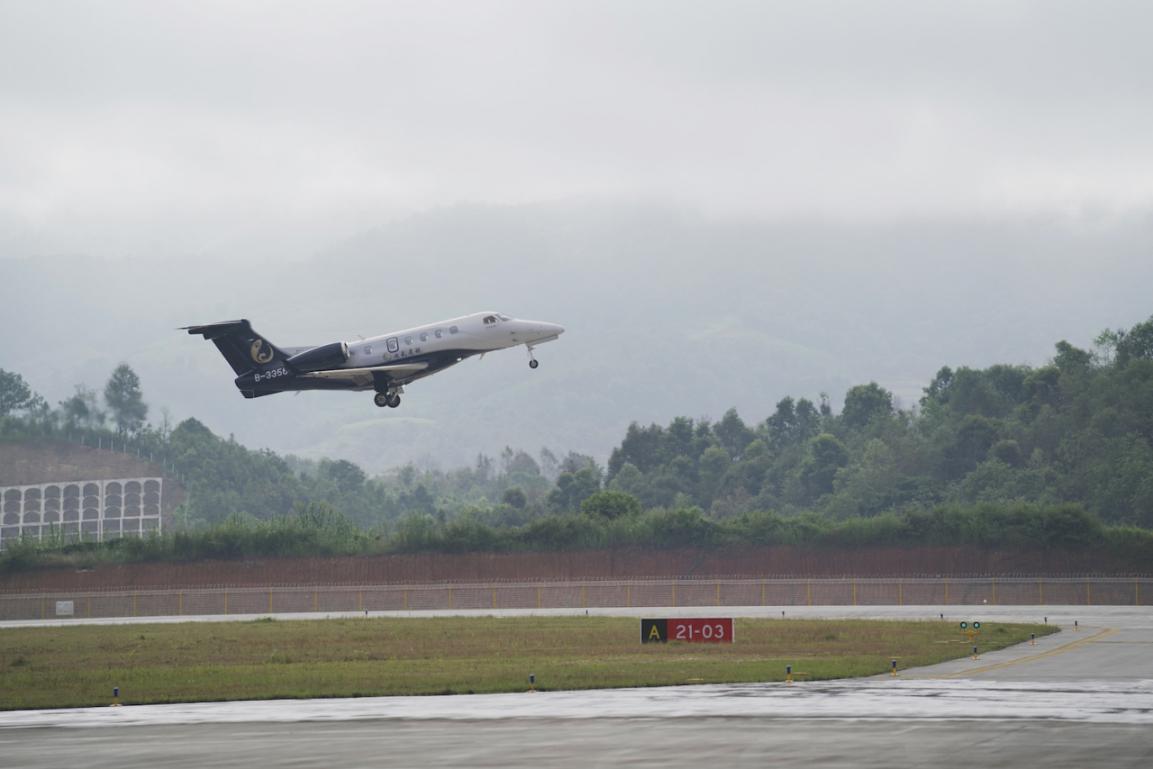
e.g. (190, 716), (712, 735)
(1086, 582), (1091, 606)
(536, 586), (541, 609)
(898, 580), (903, 606)
(992, 578), (997, 605)
(807, 581), (812, 606)
(944, 578), (949, 605)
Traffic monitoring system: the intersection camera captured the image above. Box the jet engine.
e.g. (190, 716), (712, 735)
(286, 342), (349, 372)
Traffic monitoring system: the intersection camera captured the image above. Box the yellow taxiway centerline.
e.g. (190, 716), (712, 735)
(925, 627), (1117, 679)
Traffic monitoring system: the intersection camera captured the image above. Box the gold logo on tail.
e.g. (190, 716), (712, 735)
(250, 339), (274, 364)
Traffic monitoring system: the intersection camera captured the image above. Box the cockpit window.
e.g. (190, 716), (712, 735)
(483, 315), (497, 325)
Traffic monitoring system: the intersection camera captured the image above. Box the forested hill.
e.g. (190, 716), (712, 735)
(603, 317), (1153, 529)
(2, 314), (1153, 563)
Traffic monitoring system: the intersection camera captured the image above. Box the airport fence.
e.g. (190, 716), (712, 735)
(2, 577), (1151, 621)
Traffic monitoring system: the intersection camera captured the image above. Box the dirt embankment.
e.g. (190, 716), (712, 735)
(0, 440), (170, 487)
(1, 545), (1144, 592)
(0, 439), (185, 530)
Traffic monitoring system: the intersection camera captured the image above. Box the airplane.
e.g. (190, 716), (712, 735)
(184, 312), (564, 408)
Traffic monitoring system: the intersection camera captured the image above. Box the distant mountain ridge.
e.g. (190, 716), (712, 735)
(3, 204), (1153, 471)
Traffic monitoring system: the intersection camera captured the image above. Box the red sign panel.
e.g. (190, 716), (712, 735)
(642, 617), (734, 643)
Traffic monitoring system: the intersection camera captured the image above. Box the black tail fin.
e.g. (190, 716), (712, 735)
(183, 319), (287, 376)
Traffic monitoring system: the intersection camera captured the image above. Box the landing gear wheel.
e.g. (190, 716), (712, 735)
(529, 359), (539, 369)
(387, 394), (401, 408)
(373, 392), (389, 408)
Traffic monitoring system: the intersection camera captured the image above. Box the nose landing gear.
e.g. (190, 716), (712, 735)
(527, 345), (540, 369)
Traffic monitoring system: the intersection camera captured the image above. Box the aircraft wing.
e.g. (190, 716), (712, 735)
(299, 362), (429, 388)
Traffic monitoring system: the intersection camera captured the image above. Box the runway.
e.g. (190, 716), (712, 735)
(2, 606), (1151, 767)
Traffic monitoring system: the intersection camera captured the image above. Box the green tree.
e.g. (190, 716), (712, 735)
(59, 385), (105, 430)
(714, 408), (755, 458)
(921, 366), (954, 407)
(581, 489), (642, 520)
(1108, 315), (1153, 367)
(502, 487), (528, 510)
(841, 382), (893, 430)
(608, 422), (667, 476)
(104, 363), (148, 434)
(0, 369), (37, 417)
(547, 467), (601, 512)
(826, 439), (901, 517)
(319, 459), (367, 492)
(696, 445), (731, 505)
(943, 415), (999, 479)
(607, 462), (647, 498)
(800, 433), (849, 499)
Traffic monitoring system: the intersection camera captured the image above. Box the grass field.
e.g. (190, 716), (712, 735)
(0, 616), (1055, 710)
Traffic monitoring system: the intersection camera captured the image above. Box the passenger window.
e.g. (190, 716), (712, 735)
(387, 338), (399, 353)
(405, 336), (412, 345)
(420, 332), (428, 342)
(434, 329), (443, 339)
(450, 326), (459, 334)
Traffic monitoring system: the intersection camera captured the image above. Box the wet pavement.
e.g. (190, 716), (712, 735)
(2, 605), (1151, 767)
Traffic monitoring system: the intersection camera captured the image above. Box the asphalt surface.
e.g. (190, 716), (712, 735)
(2, 605), (1151, 768)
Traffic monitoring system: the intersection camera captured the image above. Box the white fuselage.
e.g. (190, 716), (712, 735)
(340, 311), (564, 370)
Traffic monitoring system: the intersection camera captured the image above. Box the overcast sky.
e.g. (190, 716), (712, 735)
(3, 0), (1152, 260)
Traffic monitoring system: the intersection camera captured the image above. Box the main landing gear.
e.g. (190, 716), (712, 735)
(373, 389), (402, 408)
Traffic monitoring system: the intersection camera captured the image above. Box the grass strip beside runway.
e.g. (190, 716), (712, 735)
(0, 616), (1054, 709)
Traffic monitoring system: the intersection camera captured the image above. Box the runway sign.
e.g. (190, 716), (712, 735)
(641, 618), (734, 643)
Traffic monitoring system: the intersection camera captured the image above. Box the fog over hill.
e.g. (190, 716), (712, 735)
(3, 205), (1152, 472)
(4, 3), (1153, 471)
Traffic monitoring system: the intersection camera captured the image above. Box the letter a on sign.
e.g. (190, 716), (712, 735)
(641, 618), (668, 643)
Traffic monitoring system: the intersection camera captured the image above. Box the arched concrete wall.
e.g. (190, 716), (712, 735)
(0, 478), (163, 550)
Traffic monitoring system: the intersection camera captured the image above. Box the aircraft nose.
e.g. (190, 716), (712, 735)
(510, 318), (565, 344)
